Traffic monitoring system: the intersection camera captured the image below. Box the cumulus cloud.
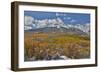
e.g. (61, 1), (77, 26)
(24, 15), (90, 34)
(24, 16), (38, 30)
(24, 16), (34, 26)
(24, 16), (66, 30)
(35, 17), (64, 28)
(36, 19), (48, 28)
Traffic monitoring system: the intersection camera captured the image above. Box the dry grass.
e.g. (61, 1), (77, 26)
(24, 32), (90, 61)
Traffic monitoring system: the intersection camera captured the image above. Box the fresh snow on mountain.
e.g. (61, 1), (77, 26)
(24, 16), (90, 34)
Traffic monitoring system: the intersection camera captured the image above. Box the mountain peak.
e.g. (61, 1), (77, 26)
(24, 16), (90, 34)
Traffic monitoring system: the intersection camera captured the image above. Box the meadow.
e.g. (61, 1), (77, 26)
(24, 32), (90, 61)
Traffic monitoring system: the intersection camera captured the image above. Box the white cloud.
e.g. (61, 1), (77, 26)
(24, 15), (90, 34)
(24, 16), (35, 30)
(56, 13), (67, 17)
(24, 16), (34, 26)
(33, 17), (64, 29)
(24, 26), (33, 30)
(70, 19), (76, 23)
(64, 17), (71, 20)
(36, 19), (48, 28)
(56, 13), (60, 16)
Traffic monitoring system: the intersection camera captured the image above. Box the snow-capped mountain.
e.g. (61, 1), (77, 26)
(65, 23), (90, 34)
(24, 16), (90, 35)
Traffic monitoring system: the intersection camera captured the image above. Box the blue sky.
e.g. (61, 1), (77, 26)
(24, 11), (90, 25)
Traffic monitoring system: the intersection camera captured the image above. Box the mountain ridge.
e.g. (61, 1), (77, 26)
(24, 16), (90, 35)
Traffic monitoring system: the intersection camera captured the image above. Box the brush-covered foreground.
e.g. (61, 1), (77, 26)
(24, 32), (90, 61)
